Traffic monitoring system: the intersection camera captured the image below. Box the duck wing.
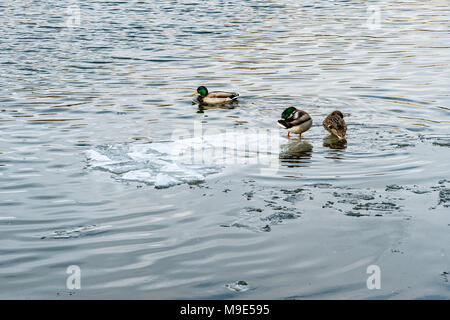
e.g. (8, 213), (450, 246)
(323, 114), (347, 138)
(278, 110), (311, 128)
(286, 110), (311, 126)
(323, 114), (346, 130)
(207, 91), (239, 99)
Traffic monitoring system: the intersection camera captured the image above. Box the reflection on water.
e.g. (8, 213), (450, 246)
(0, 0), (449, 299)
(196, 101), (239, 113)
(323, 135), (347, 150)
(279, 140), (313, 167)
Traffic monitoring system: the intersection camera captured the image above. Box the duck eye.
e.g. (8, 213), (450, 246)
(328, 125), (333, 129)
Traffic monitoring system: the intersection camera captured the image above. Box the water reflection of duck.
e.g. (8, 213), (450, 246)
(277, 107), (312, 139)
(279, 140), (313, 160)
(323, 134), (347, 150)
(196, 102), (238, 113)
(193, 86), (239, 105)
(323, 110), (347, 140)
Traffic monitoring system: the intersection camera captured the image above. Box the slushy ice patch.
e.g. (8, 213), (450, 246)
(85, 133), (281, 188)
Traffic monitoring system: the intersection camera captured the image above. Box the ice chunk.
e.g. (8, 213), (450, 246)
(155, 173), (180, 189)
(85, 150), (115, 166)
(121, 169), (154, 183)
(85, 131), (282, 188)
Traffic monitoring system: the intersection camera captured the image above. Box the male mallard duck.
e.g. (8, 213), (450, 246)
(323, 110), (347, 140)
(277, 107), (312, 139)
(193, 86), (239, 105)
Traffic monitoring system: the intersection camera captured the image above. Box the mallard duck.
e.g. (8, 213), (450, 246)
(277, 107), (312, 139)
(323, 110), (347, 140)
(193, 86), (239, 105)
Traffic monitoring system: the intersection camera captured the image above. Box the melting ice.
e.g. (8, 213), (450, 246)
(85, 132), (282, 188)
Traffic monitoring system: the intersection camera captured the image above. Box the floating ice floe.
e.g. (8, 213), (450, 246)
(40, 225), (111, 240)
(85, 132), (283, 188)
(225, 280), (249, 293)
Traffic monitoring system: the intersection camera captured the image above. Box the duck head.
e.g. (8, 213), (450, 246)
(281, 106), (296, 119)
(331, 110), (344, 118)
(193, 86), (208, 97)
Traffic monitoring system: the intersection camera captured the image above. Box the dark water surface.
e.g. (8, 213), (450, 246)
(1, 1), (449, 299)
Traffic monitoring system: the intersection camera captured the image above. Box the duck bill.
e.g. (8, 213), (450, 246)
(331, 129), (345, 140)
(192, 91), (198, 96)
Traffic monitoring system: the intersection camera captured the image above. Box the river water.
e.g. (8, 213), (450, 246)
(1, 0), (449, 299)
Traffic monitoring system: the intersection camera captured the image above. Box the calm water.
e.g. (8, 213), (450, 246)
(1, 0), (449, 299)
